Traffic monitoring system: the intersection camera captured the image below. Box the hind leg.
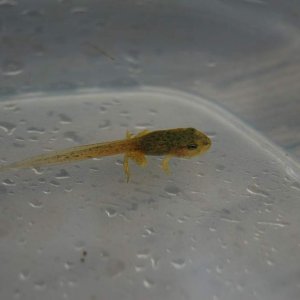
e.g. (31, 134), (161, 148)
(123, 151), (147, 182)
(123, 130), (149, 182)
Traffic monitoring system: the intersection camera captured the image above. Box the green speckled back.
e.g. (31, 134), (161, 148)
(137, 128), (194, 156)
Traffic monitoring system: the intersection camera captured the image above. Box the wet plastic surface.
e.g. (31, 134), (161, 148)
(0, 0), (300, 159)
(0, 88), (299, 300)
(1, 1), (300, 299)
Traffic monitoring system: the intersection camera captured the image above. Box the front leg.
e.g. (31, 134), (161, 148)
(123, 154), (130, 182)
(162, 155), (172, 174)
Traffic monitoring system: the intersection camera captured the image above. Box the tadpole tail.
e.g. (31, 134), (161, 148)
(0, 139), (132, 172)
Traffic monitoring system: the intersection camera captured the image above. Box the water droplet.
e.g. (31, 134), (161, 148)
(55, 169), (70, 179)
(64, 262), (74, 270)
(67, 279), (77, 287)
(29, 199), (43, 208)
(216, 164), (225, 171)
(31, 167), (44, 175)
(2, 179), (15, 186)
(63, 131), (82, 143)
(99, 250), (109, 259)
(0, 0), (18, 7)
(50, 180), (60, 187)
(206, 61), (217, 68)
(216, 265), (223, 274)
(1, 60), (23, 76)
(21, 9), (44, 17)
(106, 259), (125, 277)
(15, 136), (25, 142)
(135, 123), (152, 130)
(236, 284), (244, 292)
(164, 185), (180, 196)
(137, 249), (150, 259)
(247, 184), (269, 197)
(145, 227), (155, 234)
(143, 278), (154, 289)
(209, 226), (217, 232)
(150, 257), (160, 270)
(14, 289), (21, 299)
(27, 127), (45, 134)
(291, 182), (300, 191)
(125, 50), (140, 64)
(243, 0), (266, 5)
(64, 186), (72, 193)
(142, 226), (155, 237)
(34, 280), (46, 291)
(19, 270), (30, 281)
(4, 103), (18, 111)
(135, 263), (146, 272)
(58, 113), (72, 124)
(74, 240), (85, 251)
(98, 120), (111, 129)
(43, 189), (51, 194)
(13, 142), (25, 148)
(266, 259), (274, 266)
(105, 207), (117, 217)
(177, 215), (189, 223)
(0, 121), (16, 135)
(206, 131), (216, 138)
(171, 258), (186, 269)
(115, 159), (123, 166)
(17, 236), (26, 246)
(70, 6), (88, 14)
(29, 135), (39, 141)
(99, 106), (107, 113)
(120, 110), (129, 116)
(149, 109), (157, 115)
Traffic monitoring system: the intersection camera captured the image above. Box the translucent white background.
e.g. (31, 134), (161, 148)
(0, 1), (300, 300)
(0, 0), (299, 159)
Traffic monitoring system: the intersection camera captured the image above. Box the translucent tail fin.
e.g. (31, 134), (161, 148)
(0, 139), (130, 172)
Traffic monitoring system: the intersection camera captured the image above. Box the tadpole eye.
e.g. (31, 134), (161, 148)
(187, 143), (198, 150)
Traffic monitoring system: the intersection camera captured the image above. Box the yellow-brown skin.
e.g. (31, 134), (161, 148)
(0, 128), (211, 181)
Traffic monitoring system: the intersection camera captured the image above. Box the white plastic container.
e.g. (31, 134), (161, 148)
(0, 88), (299, 300)
(0, 1), (300, 300)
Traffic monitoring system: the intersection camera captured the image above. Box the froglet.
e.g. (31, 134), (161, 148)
(0, 128), (211, 181)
